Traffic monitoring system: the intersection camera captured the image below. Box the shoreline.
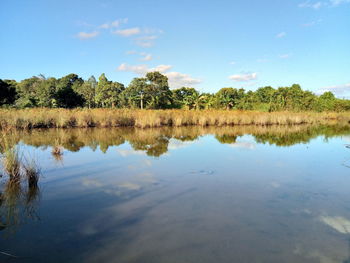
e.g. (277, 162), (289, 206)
(1, 109), (349, 129)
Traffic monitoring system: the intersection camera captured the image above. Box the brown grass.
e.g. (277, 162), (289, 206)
(0, 108), (349, 130)
(0, 134), (21, 178)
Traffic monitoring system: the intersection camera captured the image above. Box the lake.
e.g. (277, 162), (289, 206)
(1, 125), (350, 263)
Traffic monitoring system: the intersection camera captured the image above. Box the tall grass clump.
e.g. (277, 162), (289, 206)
(51, 138), (63, 161)
(22, 158), (40, 188)
(2, 147), (21, 178)
(0, 135), (21, 178)
(0, 109), (349, 130)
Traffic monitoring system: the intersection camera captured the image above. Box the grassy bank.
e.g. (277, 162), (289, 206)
(0, 108), (349, 129)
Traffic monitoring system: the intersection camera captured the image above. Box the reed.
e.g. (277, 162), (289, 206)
(22, 159), (40, 188)
(0, 108), (349, 130)
(0, 134), (21, 178)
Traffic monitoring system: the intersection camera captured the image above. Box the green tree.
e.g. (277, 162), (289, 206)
(215, 88), (244, 109)
(172, 87), (200, 109)
(95, 74), (124, 108)
(144, 72), (172, 109)
(36, 77), (57, 107)
(0, 79), (17, 106)
(76, 75), (97, 108)
(55, 74), (84, 108)
(15, 76), (42, 107)
(316, 91), (336, 111)
(121, 72), (172, 109)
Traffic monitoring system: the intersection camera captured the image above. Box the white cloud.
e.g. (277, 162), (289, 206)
(117, 148), (145, 157)
(320, 215), (350, 234)
(151, 64), (173, 72)
(135, 35), (158, 48)
(126, 50), (137, 55)
(125, 51), (153, 61)
(143, 28), (163, 35)
(229, 73), (257, 82)
(168, 139), (195, 150)
(76, 31), (99, 40)
(298, 0), (350, 8)
(229, 61), (236, 65)
(279, 53), (292, 59)
(99, 23), (109, 29)
(298, 1), (325, 8)
(302, 19), (322, 27)
(82, 178), (103, 187)
(140, 53), (153, 61)
(117, 63), (172, 75)
(318, 83), (350, 97)
(117, 63), (201, 88)
(118, 182), (141, 190)
(228, 141), (256, 150)
(135, 41), (154, 48)
(111, 18), (128, 27)
(166, 72), (202, 88)
(113, 27), (141, 37)
(137, 35), (158, 41)
(330, 0), (350, 5)
(99, 18), (128, 29)
(276, 32), (287, 38)
(117, 63), (150, 74)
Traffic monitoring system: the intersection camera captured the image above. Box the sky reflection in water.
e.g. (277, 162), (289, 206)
(1, 125), (350, 263)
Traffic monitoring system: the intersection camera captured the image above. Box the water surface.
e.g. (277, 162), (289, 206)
(1, 125), (350, 263)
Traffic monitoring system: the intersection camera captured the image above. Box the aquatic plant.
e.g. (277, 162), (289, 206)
(51, 138), (64, 162)
(0, 145), (21, 179)
(22, 158), (40, 188)
(0, 157), (41, 237)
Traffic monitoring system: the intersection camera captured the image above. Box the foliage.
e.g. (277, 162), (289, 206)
(1, 72), (349, 112)
(0, 79), (17, 106)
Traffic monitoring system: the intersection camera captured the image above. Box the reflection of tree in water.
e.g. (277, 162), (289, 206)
(129, 135), (170, 157)
(254, 125), (350, 147)
(215, 134), (237, 144)
(0, 173), (40, 236)
(2, 124), (350, 157)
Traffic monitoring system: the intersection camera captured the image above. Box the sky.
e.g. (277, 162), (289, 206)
(0, 0), (349, 97)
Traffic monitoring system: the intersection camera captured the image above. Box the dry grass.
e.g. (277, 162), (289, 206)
(22, 159), (40, 188)
(51, 138), (63, 162)
(0, 134), (21, 178)
(0, 108), (349, 130)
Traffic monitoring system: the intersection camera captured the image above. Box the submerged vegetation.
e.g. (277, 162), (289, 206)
(0, 133), (41, 235)
(0, 108), (350, 130)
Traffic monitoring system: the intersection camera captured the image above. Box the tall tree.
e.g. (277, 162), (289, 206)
(76, 75), (97, 108)
(215, 88), (244, 109)
(121, 72), (172, 109)
(55, 74), (84, 108)
(0, 79), (17, 106)
(172, 87), (199, 109)
(95, 73), (124, 108)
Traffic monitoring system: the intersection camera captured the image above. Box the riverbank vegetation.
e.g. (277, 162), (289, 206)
(1, 72), (350, 112)
(0, 109), (349, 129)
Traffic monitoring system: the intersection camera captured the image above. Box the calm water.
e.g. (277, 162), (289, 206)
(1, 125), (350, 263)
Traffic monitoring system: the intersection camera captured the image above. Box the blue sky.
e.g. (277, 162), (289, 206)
(0, 0), (349, 96)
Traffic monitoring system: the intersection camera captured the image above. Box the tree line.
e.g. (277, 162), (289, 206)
(1, 72), (349, 112)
